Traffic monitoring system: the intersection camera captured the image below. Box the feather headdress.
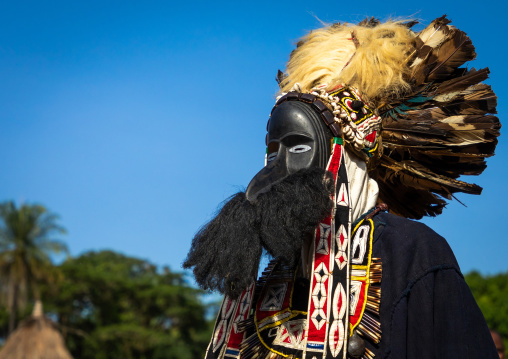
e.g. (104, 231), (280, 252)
(279, 15), (500, 219)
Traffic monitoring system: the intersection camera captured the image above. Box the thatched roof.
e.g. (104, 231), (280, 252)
(0, 301), (73, 359)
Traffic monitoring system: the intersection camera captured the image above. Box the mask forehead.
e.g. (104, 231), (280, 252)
(268, 101), (331, 171)
(268, 102), (316, 140)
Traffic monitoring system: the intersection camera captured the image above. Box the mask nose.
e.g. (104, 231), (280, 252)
(245, 156), (288, 202)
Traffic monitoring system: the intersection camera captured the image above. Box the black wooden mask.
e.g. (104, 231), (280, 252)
(246, 100), (333, 201)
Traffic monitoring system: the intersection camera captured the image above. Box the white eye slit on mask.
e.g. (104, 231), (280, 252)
(289, 144), (311, 154)
(267, 152), (278, 163)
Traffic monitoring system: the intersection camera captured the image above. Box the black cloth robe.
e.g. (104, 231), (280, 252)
(369, 212), (497, 358)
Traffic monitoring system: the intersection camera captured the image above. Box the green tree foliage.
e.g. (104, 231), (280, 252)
(0, 201), (67, 333)
(42, 250), (213, 359)
(465, 271), (508, 356)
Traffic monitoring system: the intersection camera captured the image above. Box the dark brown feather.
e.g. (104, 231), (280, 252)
(434, 68), (490, 94)
(425, 30), (476, 82)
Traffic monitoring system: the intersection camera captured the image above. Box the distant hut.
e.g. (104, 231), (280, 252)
(0, 300), (73, 359)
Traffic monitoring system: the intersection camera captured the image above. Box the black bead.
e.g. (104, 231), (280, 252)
(321, 111), (335, 125)
(300, 93), (316, 103)
(312, 100), (328, 112)
(329, 122), (342, 137)
(350, 100), (364, 111)
(274, 94), (288, 107)
(347, 332), (366, 358)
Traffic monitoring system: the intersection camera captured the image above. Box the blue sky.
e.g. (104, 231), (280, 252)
(0, 1), (506, 279)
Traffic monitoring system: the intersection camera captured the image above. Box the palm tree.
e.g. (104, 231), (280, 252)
(0, 201), (68, 334)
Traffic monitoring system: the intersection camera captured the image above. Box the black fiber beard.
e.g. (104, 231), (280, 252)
(183, 168), (334, 298)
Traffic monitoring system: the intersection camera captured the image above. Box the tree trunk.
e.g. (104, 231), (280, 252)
(8, 284), (18, 334)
